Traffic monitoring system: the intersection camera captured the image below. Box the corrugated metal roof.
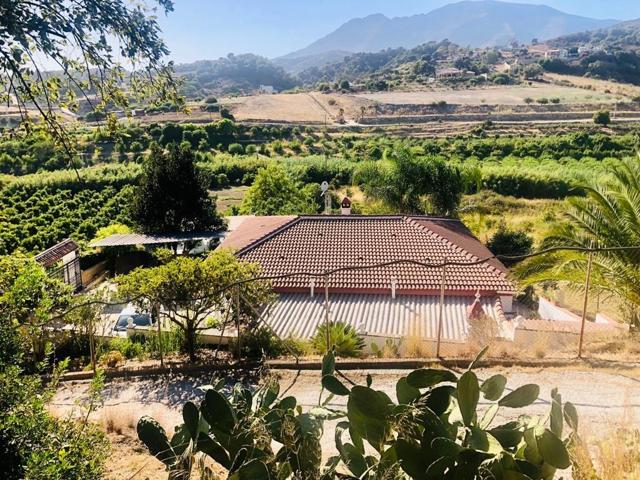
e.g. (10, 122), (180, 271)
(35, 239), (78, 267)
(262, 293), (503, 341)
(91, 232), (221, 247)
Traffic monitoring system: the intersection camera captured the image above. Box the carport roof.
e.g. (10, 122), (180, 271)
(91, 232), (221, 248)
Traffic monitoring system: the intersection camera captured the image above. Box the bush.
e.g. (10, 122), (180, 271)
(550, 97), (561, 104)
(228, 143), (244, 155)
(311, 321), (365, 357)
(0, 367), (109, 480)
(204, 96), (218, 104)
(536, 97), (549, 104)
(487, 222), (533, 265)
(523, 97), (533, 104)
(231, 327), (287, 359)
(594, 110), (611, 126)
(202, 103), (219, 113)
(99, 350), (124, 368)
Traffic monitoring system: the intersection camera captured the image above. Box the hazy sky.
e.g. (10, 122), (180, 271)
(156, 0), (640, 64)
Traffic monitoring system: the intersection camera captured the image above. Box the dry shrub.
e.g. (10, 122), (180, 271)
(573, 428), (640, 479)
(100, 350), (124, 368)
(467, 315), (500, 353)
(101, 403), (175, 437)
(531, 335), (548, 359)
(492, 340), (519, 359)
(405, 319), (429, 358)
(101, 405), (137, 435)
(370, 338), (402, 358)
(586, 334), (640, 360)
(572, 396), (640, 480)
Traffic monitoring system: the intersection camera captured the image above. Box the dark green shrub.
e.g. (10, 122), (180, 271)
(230, 326), (287, 359)
(487, 222), (534, 265)
(228, 143), (244, 155)
(594, 110), (611, 126)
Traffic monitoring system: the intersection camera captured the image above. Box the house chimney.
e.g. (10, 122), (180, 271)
(390, 278), (398, 299)
(341, 196), (352, 215)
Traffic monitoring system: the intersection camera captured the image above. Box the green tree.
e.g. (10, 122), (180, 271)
(0, 254), (72, 366)
(487, 222), (533, 266)
(518, 157), (640, 327)
(116, 249), (273, 361)
(239, 164), (318, 215)
(353, 146), (463, 216)
(523, 64), (543, 79)
(0, 0), (181, 156)
(130, 143), (223, 233)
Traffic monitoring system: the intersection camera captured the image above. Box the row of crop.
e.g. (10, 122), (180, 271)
(0, 185), (133, 255)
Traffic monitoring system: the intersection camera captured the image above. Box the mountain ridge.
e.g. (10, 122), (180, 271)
(281, 0), (618, 66)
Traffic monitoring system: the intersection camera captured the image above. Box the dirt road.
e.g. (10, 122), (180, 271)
(53, 366), (639, 451)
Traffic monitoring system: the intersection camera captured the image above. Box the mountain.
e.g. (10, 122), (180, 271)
(283, 0), (618, 61)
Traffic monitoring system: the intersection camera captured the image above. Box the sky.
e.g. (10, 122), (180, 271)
(156, 0), (640, 64)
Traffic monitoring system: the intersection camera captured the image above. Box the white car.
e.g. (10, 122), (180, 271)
(113, 305), (153, 333)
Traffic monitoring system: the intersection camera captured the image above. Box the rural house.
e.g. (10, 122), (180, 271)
(220, 214), (516, 350)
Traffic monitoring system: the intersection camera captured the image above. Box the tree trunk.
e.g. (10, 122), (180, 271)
(186, 326), (196, 363)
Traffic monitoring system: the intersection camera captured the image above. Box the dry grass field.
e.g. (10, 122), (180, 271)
(218, 92), (371, 124)
(355, 84), (620, 105)
(545, 72), (640, 98)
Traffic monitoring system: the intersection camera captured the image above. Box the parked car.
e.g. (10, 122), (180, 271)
(113, 305), (153, 332)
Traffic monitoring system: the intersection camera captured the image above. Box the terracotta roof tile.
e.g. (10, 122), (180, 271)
(236, 215), (514, 294)
(219, 215), (297, 251)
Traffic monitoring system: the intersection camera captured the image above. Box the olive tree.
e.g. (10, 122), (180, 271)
(116, 249), (273, 362)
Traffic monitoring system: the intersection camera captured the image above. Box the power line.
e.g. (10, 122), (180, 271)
(47, 243), (640, 319)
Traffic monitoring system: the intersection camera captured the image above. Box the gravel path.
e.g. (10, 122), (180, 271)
(52, 366), (640, 455)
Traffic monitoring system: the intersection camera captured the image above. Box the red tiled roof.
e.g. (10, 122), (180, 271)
(235, 215), (514, 294)
(219, 215), (297, 251)
(35, 239), (78, 267)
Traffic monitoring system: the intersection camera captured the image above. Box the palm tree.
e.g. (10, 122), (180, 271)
(518, 156), (640, 327)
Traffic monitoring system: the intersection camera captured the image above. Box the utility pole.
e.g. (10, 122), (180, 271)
(578, 252), (594, 359)
(436, 257), (448, 359)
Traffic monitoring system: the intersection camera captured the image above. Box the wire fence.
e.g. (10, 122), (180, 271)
(60, 244), (639, 370)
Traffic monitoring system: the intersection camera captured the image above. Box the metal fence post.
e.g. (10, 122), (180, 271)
(88, 311), (96, 374)
(153, 302), (164, 369)
(578, 251), (594, 359)
(235, 285), (241, 362)
(324, 274), (331, 352)
(436, 256), (448, 359)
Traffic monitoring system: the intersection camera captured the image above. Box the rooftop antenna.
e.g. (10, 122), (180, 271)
(321, 181), (331, 215)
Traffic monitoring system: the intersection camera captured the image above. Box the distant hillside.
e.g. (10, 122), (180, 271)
(549, 19), (640, 49)
(273, 50), (351, 75)
(175, 54), (297, 97)
(285, 0), (617, 60)
(296, 41), (506, 88)
(541, 20), (640, 85)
